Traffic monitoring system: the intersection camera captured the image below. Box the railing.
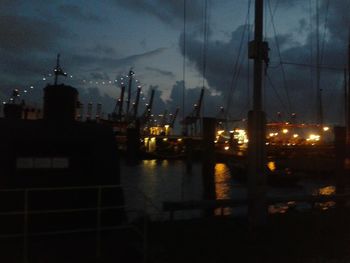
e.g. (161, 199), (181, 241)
(0, 185), (150, 263)
(163, 193), (350, 220)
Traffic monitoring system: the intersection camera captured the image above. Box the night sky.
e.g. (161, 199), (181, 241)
(1, 0), (350, 127)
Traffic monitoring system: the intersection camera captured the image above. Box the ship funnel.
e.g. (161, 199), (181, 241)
(43, 84), (78, 122)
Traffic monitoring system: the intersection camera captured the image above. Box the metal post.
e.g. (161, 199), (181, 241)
(23, 189), (29, 263)
(96, 186), (102, 260)
(347, 35), (350, 145)
(202, 117), (216, 217)
(334, 127), (346, 201)
(247, 0), (267, 228)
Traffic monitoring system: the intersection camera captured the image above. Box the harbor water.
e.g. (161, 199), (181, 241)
(121, 160), (336, 220)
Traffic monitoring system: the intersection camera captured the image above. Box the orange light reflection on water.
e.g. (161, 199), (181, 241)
(214, 163), (232, 216)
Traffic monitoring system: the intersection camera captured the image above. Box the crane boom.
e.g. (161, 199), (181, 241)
(133, 86), (141, 119)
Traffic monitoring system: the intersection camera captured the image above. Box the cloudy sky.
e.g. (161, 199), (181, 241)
(1, 0), (350, 126)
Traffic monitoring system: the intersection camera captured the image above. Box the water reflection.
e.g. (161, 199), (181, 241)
(214, 163), (233, 216)
(313, 185), (336, 210)
(122, 160), (338, 219)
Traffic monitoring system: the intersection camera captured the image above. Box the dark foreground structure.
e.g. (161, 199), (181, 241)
(0, 84), (134, 262)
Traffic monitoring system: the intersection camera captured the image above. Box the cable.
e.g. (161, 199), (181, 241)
(266, 73), (289, 114)
(320, 0), (330, 65)
(201, 0), (209, 124)
(225, 0), (251, 118)
(267, 0), (292, 116)
(182, 0), (187, 130)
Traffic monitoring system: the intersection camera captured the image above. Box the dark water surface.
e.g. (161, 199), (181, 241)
(121, 160), (336, 220)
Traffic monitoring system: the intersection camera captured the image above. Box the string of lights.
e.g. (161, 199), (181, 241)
(2, 71), (149, 106)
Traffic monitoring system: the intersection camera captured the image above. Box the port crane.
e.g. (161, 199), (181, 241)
(181, 88), (204, 136)
(140, 88), (155, 127)
(169, 108), (179, 129)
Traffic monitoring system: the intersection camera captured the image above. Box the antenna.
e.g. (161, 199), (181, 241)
(54, 54), (67, 86)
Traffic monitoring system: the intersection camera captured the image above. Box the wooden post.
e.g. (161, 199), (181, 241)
(334, 126), (346, 199)
(202, 117), (216, 217)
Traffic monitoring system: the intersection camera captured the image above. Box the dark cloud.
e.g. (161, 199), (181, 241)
(145, 67), (175, 78)
(90, 72), (111, 80)
(58, 4), (106, 23)
(111, 0), (203, 25)
(145, 85), (166, 114)
(167, 81), (222, 119)
(179, 25), (251, 118)
(0, 15), (66, 53)
(179, 1), (349, 124)
(70, 47), (166, 71)
(89, 44), (116, 56)
(321, 0), (350, 43)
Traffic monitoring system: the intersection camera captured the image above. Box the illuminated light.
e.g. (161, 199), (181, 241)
(165, 125), (170, 129)
(109, 81), (112, 84)
(244, 139), (249, 143)
(323, 126), (329, 132)
(30, 86), (34, 89)
(70, 75), (73, 78)
(10, 98), (14, 101)
(267, 161), (276, 172)
(121, 82), (124, 85)
(2, 101), (6, 104)
(224, 146), (230, 150)
(121, 78), (124, 80)
(114, 80), (117, 82)
(217, 130), (225, 135)
(265, 142), (270, 145)
(151, 137), (156, 142)
(269, 133), (275, 137)
(177, 138), (182, 142)
(282, 129), (288, 134)
(229, 130), (234, 133)
(308, 134), (320, 141)
(43, 77), (46, 81)
(293, 134), (299, 138)
(318, 186), (336, 196)
(224, 141), (228, 144)
(214, 140), (218, 143)
(274, 133), (278, 136)
(102, 82), (105, 85)
(24, 90), (27, 93)
(163, 138), (168, 142)
(48, 73), (52, 76)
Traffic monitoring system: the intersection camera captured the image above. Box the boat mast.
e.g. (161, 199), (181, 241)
(316, 0), (323, 127)
(247, 0), (268, 226)
(347, 32), (350, 144)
